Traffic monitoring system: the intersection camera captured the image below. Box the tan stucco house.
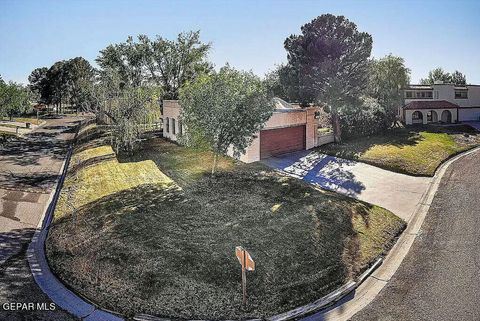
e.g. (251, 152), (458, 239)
(162, 98), (327, 163)
(400, 83), (480, 125)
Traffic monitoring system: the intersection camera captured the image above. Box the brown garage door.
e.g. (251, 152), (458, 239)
(260, 125), (306, 159)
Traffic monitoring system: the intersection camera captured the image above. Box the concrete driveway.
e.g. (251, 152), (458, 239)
(262, 150), (431, 222)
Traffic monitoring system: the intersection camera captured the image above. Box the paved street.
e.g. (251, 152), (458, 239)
(262, 150), (431, 222)
(462, 120), (480, 131)
(350, 149), (480, 321)
(0, 116), (82, 321)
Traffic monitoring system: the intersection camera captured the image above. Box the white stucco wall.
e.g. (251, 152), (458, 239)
(404, 108), (458, 125)
(162, 100), (181, 141)
(405, 85), (480, 108)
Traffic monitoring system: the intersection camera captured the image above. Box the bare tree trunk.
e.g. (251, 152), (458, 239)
(211, 153), (218, 176)
(332, 113), (342, 143)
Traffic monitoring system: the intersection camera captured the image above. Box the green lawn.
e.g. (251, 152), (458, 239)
(319, 125), (480, 176)
(47, 129), (405, 319)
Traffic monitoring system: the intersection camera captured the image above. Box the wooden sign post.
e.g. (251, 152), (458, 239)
(235, 246), (255, 307)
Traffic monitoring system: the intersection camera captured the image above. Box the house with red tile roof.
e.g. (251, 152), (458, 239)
(400, 83), (480, 125)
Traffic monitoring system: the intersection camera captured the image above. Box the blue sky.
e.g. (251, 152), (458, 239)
(1, 0), (479, 84)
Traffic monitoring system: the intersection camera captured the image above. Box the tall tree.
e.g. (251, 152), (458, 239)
(451, 70), (467, 85)
(419, 67), (452, 85)
(96, 31), (212, 99)
(264, 63), (303, 103)
(90, 69), (161, 153)
(46, 61), (70, 111)
(28, 67), (50, 104)
(284, 14), (373, 141)
(142, 31), (212, 99)
(96, 36), (148, 88)
(180, 66), (274, 174)
(65, 57), (96, 112)
(368, 54), (410, 128)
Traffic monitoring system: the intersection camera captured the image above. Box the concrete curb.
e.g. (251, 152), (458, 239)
(311, 145), (480, 321)
(28, 118), (480, 321)
(132, 258), (384, 321)
(27, 118), (124, 321)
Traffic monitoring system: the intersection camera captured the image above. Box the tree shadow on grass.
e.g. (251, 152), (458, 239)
(67, 154), (116, 177)
(45, 169), (399, 320)
(327, 124), (480, 160)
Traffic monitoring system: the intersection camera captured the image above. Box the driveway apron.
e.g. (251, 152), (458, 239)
(262, 150), (431, 222)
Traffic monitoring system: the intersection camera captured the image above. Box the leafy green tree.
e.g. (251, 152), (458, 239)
(368, 54), (410, 128)
(97, 31), (211, 99)
(180, 66), (275, 174)
(28, 67), (50, 104)
(92, 69), (161, 153)
(420, 68), (467, 85)
(0, 82), (30, 120)
(96, 36), (148, 88)
(284, 14), (373, 142)
(142, 31), (212, 99)
(264, 63), (303, 103)
(420, 67), (452, 85)
(65, 57), (96, 112)
(340, 96), (385, 138)
(46, 61), (70, 111)
(451, 70), (467, 85)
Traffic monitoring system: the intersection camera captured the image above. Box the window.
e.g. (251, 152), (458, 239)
(172, 118), (176, 135)
(455, 90), (468, 99)
(427, 111), (432, 122)
(178, 121), (183, 136)
(166, 117), (169, 133)
(415, 91), (433, 99)
(405, 91), (413, 98)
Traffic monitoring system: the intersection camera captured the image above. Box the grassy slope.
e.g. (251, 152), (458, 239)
(1, 117), (41, 125)
(47, 133), (405, 319)
(319, 125), (480, 176)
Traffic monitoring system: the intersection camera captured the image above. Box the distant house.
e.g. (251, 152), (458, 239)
(400, 83), (480, 125)
(162, 98), (326, 163)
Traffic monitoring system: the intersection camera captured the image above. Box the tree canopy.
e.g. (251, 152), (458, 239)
(96, 31), (211, 99)
(0, 81), (30, 119)
(420, 68), (467, 85)
(283, 14), (373, 141)
(368, 54), (410, 128)
(28, 57), (95, 112)
(180, 66), (274, 173)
